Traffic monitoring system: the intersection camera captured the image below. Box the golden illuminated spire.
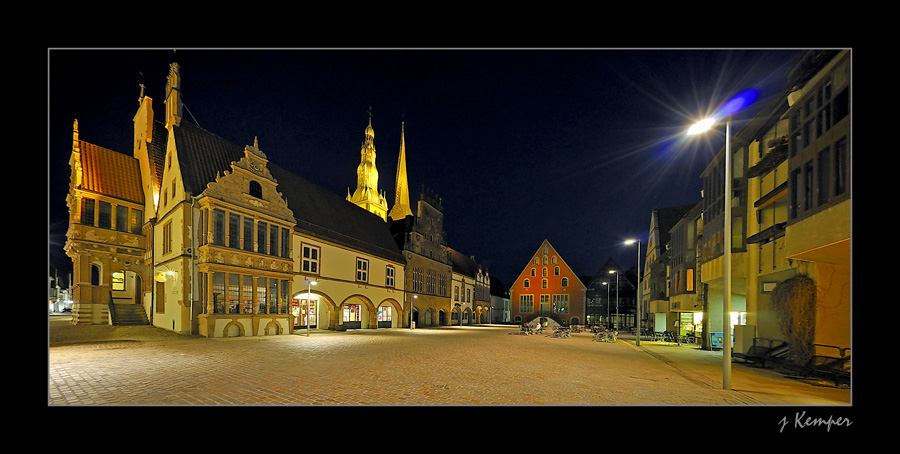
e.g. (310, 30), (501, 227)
(388, 122), (413, 221)
(347, 110), (388, 221)
(164, 62), (182, 129)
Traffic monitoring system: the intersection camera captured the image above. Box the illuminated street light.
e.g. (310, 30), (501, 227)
(602, 281), (610, 326)
(608, 270), (620, 330)
(685, 89), (757, 390)
(625, 239), (641, 346)
(306, 280), (317, 337)
(410, 294), (417, 330)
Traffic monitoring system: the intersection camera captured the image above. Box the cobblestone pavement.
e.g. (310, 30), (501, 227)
(48, 316), (852, 407)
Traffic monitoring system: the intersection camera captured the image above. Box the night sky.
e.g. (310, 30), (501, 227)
(47, 48), (803, 287)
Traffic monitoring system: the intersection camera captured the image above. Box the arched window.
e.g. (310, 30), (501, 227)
(90, 265), (101, 286)
(249, 181), (263, 198)
(562, 277), (569, 287)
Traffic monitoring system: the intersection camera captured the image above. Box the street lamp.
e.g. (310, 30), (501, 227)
(625, 239), (641, 346)
(687, 91), (753, 389)
(608, 270), (620, 330)
(306, 280), (317, 337)
(410, 294), (417, 330)
(602, 281), (610, 327)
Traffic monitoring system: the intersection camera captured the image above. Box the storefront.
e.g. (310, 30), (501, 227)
(292, 295), (318, 329)
(342, 303), (363, 329)
(377, 305), (394, 328)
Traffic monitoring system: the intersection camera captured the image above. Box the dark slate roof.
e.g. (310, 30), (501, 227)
(268, 163), (405, 264)
(448, 247), (479, 278)
(173, 121), (246, 195)
(173, 120), (404, 264)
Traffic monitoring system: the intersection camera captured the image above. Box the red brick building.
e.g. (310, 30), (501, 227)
(509, 240), (586, 326)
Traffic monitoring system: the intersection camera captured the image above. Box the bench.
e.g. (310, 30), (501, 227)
(800, 354), (851, 386)
(733, 337), (790, 368)
(798, 344), (850, 386)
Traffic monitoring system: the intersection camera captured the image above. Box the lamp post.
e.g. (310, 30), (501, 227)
(625, 239), (641, 346)
(602, 281), (610, 327)
(688, 114), (734, 390)
(409, 294), (417, 330)
(306, 280), (316, 337)
(608, 270), (619, 330)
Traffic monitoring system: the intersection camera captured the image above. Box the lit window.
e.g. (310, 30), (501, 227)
(112, 272), (125, 291)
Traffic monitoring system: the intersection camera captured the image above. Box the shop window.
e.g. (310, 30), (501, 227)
(256, 277), (268, 314)
(343, 304), (362, 322)
(378, 306), (393, 322)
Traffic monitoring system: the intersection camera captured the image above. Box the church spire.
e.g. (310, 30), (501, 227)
(164, 62), (183, 129)
(388, 121), (413, 221)
(347, 109), (388, 221)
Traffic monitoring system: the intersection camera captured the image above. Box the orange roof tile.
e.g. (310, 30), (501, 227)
(78, 141), (144, 204)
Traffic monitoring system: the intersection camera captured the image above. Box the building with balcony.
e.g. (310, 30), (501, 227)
(696, 49), (850, 360)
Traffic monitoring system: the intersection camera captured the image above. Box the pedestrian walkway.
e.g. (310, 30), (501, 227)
(48, 316), (851, 407)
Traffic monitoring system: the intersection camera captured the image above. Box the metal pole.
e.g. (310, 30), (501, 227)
(723, 117), (733, 390)
(615, 272), (619, 331)
(606, 282), (610, 326)
(635, 241), (641, 347)
(307, 280), (311, 337)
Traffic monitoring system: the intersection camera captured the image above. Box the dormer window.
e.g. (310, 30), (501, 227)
(249, 181), (262, 198)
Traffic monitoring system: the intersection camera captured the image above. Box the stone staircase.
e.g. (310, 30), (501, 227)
(110, 302), (150, 326)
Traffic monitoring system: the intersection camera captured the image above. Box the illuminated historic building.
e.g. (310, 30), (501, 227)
(65, 62), (406, 337)
(390, 187), (453, 327)
(509, 239), (587, 326)
(347, 113), (389, 221)
(448, 248), (491, 325)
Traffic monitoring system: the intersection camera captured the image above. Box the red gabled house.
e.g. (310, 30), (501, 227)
(510, 239), (586, 326)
